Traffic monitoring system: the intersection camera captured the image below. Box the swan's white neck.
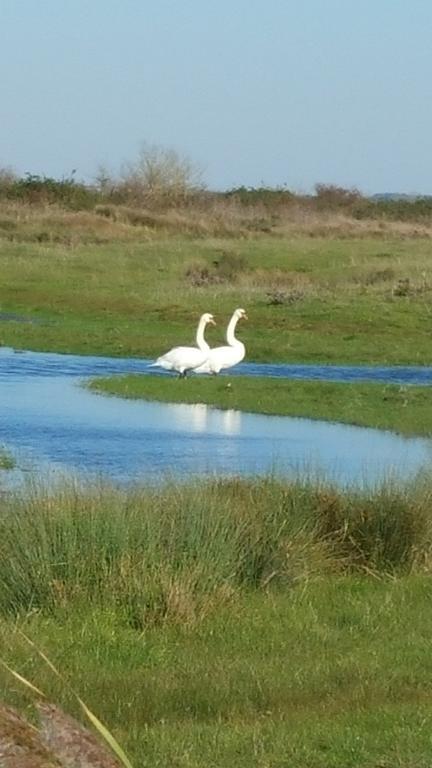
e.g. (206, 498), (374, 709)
(196, 317), (210, 351)
(226, 313), (241, 347)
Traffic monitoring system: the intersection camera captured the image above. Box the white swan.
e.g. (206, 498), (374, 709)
(150, 312), (216, 378)
(194, 308), (247, 374)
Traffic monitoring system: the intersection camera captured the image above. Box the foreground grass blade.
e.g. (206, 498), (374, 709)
(6, 633), (135, 768)
(76, 697), (134, 768)
(0, 660), (46, 698)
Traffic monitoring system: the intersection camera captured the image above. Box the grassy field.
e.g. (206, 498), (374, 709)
(1, 478), (432, 766)
(90, 374), (432, 436)
(2, 198), (432, 764)
(1, 225), (432, 364)
(4, 580), (432, 767)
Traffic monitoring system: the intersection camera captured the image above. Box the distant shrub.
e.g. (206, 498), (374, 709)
(392, 278), (411, 297)
(314, 183), (364, 210)
(185, 263), (215, 286)
(225, 185), (295, 208)
(212, 251), (248, 279)
(95, 204), (166, 228)
(186, 252), (249, 286)
(390, 277), (432, 298)
(0, 172), (99, 210)
(0, 166), (17, 188)
(362, 267), (395, 285)
(354, 197), (432, 222)
(120, 143), (205, 207)
(267, 288), (306, 305)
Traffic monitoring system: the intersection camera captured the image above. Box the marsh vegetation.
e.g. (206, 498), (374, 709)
(1, 232), (432, 364)
(1, 477), (432, 765)
(1, 168), (432, 765)
(0, 169), (432, 364)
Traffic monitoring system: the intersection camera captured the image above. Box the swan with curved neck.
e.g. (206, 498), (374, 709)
(194, 308), (247, 374)
(151, 313), (216, 378)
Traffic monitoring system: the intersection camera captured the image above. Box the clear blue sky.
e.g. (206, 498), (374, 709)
(2, 0), (431, 193)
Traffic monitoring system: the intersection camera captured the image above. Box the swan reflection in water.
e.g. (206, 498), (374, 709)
(170, 402), (242, 435)
(221, 408), (242, 434)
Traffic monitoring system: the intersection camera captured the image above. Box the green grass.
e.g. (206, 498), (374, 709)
(2, 216), (432, 762)
(1, 477), (432, 765)
(1, 235), (432, 364)
(3, 579), (432, 767)
(89, 373), (432, 436)
(1, 476), (430, 619)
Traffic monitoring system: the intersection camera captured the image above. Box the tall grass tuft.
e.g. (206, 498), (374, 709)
(0, 477), (431, 625)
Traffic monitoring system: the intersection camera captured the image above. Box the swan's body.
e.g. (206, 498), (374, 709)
(150, 313), (215, 377)
(194, 308), (247, 374)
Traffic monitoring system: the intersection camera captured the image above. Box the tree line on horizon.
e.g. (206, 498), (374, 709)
(1, 143), (431, 221)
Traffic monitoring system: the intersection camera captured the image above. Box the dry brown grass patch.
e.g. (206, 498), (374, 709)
(2, 198), (432, 242)
(275, 209), (432, 239)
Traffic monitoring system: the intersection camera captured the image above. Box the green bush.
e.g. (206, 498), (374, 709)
(0, 172), (99, 210)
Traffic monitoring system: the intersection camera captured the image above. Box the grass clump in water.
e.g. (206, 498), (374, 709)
(0, 448), (15, 470)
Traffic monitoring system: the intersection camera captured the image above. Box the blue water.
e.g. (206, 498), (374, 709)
(2, 347), (431, 385)
(0, 347), (431, 487)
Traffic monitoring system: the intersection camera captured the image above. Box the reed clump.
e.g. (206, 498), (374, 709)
(0, 477), (431, 626)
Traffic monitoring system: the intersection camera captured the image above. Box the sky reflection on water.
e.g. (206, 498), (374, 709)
(0, 348), (431, 487)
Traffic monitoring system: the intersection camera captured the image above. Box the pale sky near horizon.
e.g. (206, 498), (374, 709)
(1, 1), (431, 193)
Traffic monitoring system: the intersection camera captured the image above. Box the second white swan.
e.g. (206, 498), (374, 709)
(194, 308), (247, 374)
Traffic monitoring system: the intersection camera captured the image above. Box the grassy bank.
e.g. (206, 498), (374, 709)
(1, 478), (432, 766)
(89, 374), (432, 436)
(1, 231), (432, 364)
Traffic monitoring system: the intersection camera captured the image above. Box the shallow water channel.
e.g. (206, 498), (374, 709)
(1, 347), (432, 487)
